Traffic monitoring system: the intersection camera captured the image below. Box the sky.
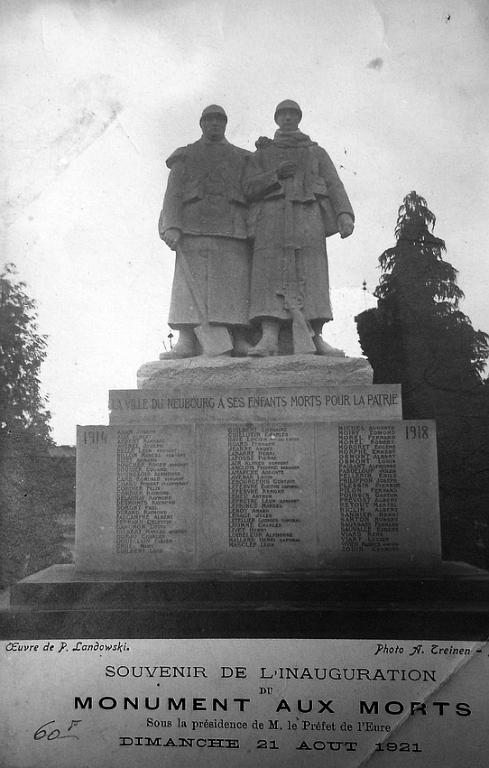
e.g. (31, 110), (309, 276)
(1, 0), (489, 445)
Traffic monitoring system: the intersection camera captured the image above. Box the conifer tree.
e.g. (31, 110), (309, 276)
(356, 192), (489, 566)
(357, 191), (488, 415)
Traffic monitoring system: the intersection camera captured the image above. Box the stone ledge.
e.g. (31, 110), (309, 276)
(137, 355), (373, 390)
(9, 562), (489, 610)
(4, 563), (489, 638)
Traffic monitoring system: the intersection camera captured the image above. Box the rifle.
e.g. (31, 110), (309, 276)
(277, 196), (316, 354)
(176, 244), (233, 356)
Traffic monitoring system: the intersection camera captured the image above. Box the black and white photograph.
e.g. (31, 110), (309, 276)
(1, 1), (489, 765)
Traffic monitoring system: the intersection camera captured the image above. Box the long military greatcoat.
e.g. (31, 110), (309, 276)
(243, 131), (354, 324)
(159, 137), (251, 328)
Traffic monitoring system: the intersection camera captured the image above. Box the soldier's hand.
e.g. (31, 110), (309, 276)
(337, 213), (354, 239)
(161, 228), (182, 250)
(277, 161), (297, 179)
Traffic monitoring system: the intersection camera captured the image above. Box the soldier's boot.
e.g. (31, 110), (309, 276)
(232, 327), (253, 357)
(248, 319), (280, 357)
(312, 335), (345, 357)
(160, 327), (198, 359)
(310, 321), (345, 357)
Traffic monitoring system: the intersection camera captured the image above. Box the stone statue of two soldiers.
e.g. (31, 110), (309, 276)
(158, 100), (355, 358)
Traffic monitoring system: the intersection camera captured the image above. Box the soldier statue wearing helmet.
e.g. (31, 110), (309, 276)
(244, 99), (355, 356)
(158, 105), (251, 358)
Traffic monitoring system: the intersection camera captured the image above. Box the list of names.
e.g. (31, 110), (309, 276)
(338, 424), (400, 553)
(116, 428), (190, 553)
(227, 425), (303, 549)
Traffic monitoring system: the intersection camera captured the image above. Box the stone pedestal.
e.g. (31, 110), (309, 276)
(74, 356), (442, 574)
(6, 561), (489, 639)
(137, 354), (374, 390)
(6, 354), (485, 637)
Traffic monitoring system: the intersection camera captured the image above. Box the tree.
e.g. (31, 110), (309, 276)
(356, 192), (489, 414)
(356, 192), (489, 566)
(0, 265), (68, 586)
(0, 263), (52, 443)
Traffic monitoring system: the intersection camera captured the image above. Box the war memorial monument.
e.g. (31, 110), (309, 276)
(9, 101), (485, 636)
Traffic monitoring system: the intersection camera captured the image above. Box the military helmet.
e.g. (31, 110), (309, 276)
(274, 99), (302, 123)
(199, 104), (228, 124)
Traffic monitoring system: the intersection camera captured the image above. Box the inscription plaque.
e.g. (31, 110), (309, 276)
(76, 425), (195, 571)
(317, 421), (441, 567)
(76, 419), (441, 571)
(338, 424), (400, 554)
(227, 424), (303, 549)
(115, 428), (190, 554)
(109, 385), (402, 425)
(198, 422), (318, 569)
